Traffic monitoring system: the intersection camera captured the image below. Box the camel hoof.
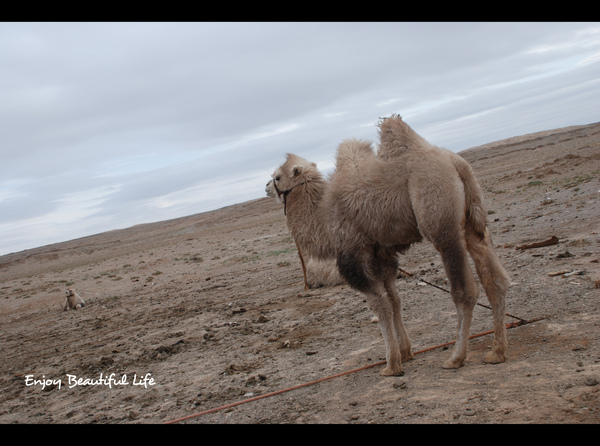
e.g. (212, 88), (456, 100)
(442, 358), (465, 369)
(380, 366), (404, 377)
(485, 351), (507, 364)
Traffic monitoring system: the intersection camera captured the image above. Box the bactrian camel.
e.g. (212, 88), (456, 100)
(266, 178), (343, 290)
(64, 288), (85, 311)
(269, 114), (510, 376)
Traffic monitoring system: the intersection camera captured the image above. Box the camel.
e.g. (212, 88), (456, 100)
(64, 288), (85, 311)
(269, 114), (510, 376)
(266, 178), (343, 290)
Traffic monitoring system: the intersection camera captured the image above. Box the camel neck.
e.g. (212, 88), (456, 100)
(277, 181), (308, 215)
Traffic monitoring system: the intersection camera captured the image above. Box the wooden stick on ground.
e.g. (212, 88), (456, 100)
(516, 235), (559, 250)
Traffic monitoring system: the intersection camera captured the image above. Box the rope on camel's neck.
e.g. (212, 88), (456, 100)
(274, 181), (309, 215)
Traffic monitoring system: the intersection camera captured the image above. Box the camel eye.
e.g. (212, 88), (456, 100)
(275, 176), (281, 182)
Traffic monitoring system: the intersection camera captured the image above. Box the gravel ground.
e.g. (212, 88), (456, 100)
(0, 122), (598, 424)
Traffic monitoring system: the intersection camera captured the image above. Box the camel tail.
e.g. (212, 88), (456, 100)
(453, 155), (488, 238)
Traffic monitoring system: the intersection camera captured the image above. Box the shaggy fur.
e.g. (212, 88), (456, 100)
(270, 115), (510, 376)
(64, 288), (85, 311)
(306, 258), (345, 289)
(266, 173), (344, 290)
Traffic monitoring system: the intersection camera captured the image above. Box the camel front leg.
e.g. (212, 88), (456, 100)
(364, 289), (405, 376)
(296, 243), (309, 291)
(384, 276), (413, 362)
(337, 249), (404, 376)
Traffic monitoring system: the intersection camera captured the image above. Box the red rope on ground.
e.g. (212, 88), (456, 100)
(164, 317), (545, 424)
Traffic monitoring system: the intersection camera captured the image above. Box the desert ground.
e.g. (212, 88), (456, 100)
(0, 122), (599, 424)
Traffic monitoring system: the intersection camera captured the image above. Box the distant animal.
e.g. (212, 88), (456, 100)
(64, 288), (85, 310)
(269, 114), (510, 376)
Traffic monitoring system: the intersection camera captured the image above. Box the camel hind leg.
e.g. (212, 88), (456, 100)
(413, 181), (479, 369)
(436, 240), (480, 369)
(465, 227), (510, 364)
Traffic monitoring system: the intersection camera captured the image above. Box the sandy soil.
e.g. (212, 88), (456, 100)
(1, 122), (599, 424)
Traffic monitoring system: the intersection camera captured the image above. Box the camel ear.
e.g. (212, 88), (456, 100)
(292, 165), (303, 177)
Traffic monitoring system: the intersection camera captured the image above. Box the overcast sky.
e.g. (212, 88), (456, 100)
(1, 22), (599, 256)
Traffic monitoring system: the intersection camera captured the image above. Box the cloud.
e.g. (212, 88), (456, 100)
(525, 25), (600, 54)
(1, 22), (599, 255)
(577, 52), (600, 66)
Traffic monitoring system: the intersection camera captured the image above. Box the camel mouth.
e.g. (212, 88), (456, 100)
(265, 178), (284, 203)
(265, 180), (276, 198)
(270, 178), (285, 198)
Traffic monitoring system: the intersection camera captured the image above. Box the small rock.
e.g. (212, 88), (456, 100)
(99, 356), (114, 366)
(585, 378), (598, 387)
(42, 383), (58, 392)
(555, 250), (574, 259)
(541, 197), (554, 205)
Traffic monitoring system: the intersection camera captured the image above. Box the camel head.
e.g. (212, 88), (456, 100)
(270, 153), (319, 199)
